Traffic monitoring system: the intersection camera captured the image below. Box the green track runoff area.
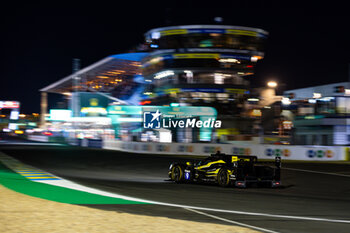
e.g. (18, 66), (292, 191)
(0, 152), (147, 205)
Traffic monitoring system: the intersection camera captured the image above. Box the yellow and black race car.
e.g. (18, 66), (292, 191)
(168, 152), (281, 188)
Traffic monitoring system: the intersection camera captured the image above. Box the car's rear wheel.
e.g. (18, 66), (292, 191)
(217, 168), (230, 187)
(171, 165), (183, 183)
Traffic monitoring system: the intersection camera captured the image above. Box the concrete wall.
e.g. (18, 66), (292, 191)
(27, 135), (349, 161)
(103, 139), (348, 161)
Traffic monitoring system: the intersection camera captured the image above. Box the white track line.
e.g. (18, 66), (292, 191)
(185, 208), (279, 233)
(284, 167), (350, 178)
(36, 180), (350, 224)
(156, 203), (350, 224)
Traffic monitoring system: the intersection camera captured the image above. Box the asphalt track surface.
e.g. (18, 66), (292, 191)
(1, 142), (350, 233)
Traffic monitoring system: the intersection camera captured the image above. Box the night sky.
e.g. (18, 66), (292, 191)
(1, 1), (349, 113)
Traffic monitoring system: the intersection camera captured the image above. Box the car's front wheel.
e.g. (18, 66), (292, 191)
(217, 168), (230, 187)
(171, 165), (184, 183)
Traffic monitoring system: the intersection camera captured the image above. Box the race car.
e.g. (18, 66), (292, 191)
(168, 153), (281, 188)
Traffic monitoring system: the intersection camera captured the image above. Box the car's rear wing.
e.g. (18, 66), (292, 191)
(229, 155), (281, 168)
(209, 154), (281, 168)
(254, 156), (281, 168)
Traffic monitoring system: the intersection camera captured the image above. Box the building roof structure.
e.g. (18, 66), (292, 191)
(40, 53), (148, 94)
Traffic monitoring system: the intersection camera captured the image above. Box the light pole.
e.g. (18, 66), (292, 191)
(72, 58), (80, 117)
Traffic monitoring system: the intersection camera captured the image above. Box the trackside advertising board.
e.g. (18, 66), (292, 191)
(103, 139), (348, 161)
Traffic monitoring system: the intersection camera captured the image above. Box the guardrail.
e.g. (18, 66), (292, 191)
(103, 139), (349, 161)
